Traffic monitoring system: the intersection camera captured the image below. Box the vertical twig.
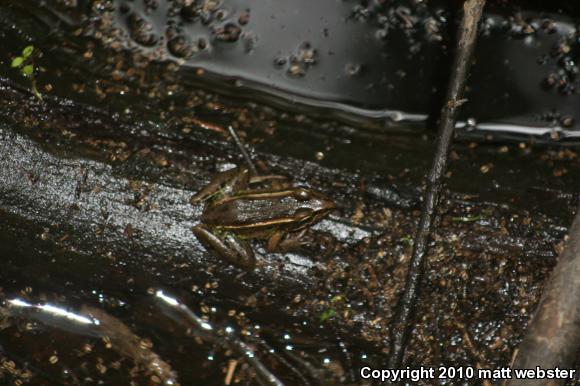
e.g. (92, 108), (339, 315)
(228, 125), (258, 175)
(386, 0), (486, 372)
(505, 204), (580, 386)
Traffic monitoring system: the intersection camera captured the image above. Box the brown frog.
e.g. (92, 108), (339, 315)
(191, 167), (335, 268)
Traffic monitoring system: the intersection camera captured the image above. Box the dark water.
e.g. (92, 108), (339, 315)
(0, 1), (579, 385)
(111, 0), (580, 140)
(6, 0), (580, 139)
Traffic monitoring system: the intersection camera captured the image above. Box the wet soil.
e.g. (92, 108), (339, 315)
(0, 1), (579, 385)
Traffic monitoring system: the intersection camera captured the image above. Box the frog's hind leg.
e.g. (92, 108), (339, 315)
(249, 175), (288, 183)
(249, 174), (289, 190)
(190, 167), (250, 204)
(192, 225), (256, 269)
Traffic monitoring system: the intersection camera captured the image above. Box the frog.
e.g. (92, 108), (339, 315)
(191, 166), (335, 268)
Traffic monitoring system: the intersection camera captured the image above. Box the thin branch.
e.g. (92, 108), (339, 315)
(228, 125), (259, 175)
(386, 0), (486, 372)
(505, 204), (580, 386)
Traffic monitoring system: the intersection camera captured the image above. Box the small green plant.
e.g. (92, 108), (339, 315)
(11, 45), (42, 100)
(319, 308), (336, 322)
(319, 295), (344, 322)
(400, 235), (414, 246)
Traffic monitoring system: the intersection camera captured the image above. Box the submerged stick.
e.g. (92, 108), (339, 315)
(386, 0), (486, 371)
(154, 290), (285, 386)
(506, 205), (580, 386)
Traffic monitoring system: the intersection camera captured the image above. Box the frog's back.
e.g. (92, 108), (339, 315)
(202, 195), (299, 229)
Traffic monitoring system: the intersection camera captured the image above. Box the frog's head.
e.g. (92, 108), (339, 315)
(289, 188), (336, 227)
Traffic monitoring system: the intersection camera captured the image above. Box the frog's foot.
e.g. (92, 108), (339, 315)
(192, 225), (256, 269)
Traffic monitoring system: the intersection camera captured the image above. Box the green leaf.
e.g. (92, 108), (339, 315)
(22, 65), (34, 76)
(22, 45), (34, 58)
(319, 309), (336, 322)
(11, 56), (24, 68)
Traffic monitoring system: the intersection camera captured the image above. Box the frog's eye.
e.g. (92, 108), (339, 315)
(294, 208), (313, 219)
(294, 189), (311, 201)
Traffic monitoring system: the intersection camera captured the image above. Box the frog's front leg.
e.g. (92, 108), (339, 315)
(192, 225), (256, 269)
(266, 229), (308, 253)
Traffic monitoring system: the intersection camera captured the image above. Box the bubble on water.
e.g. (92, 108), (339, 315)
(345, 63), (362, 77)
(288, 63), (305, 77)
(243, 33), (258, 53)
(298, 42), (317, 64)
(273, 41), (319, 77)
(560, 115), (575, 128)
(214, 22), (241, 42)
(180, 3), (200, 22)
(238, 10), (250, 26)
(215, 9), (228, 21)
(128, 13), (158, 47)
(375, 28), (388, 40)
(168, 36), (194, 58)
(143, 0), (159, 12)
(198, 37), (208, 50)
(466, 118), (477, 131)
